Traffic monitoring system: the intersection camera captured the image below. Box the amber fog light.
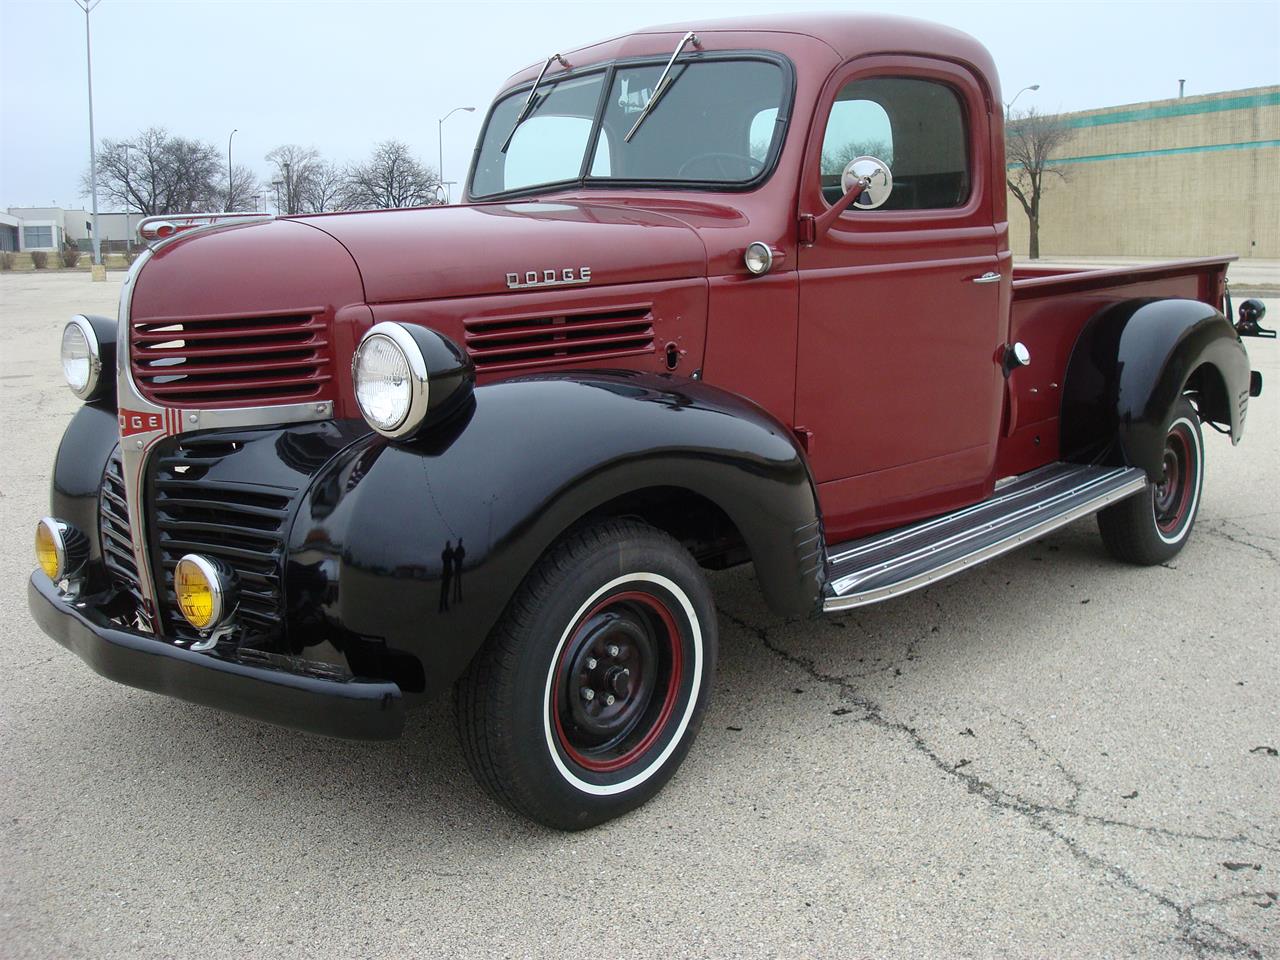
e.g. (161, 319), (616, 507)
(175, 555), (231, 632)
(35, 518), (66, 580)
(35, 517), (89, 585)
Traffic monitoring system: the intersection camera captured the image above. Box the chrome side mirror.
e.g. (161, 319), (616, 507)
(841, 156), (893, 210)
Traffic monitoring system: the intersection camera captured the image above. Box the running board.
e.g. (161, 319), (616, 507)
(822, 463), (1148, 612)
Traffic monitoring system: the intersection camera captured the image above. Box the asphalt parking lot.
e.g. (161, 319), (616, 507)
(1, 270), (1276, 959)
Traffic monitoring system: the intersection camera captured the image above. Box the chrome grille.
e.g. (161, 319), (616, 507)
(99, 446), (146, 612)
(149, 434), (297, 640)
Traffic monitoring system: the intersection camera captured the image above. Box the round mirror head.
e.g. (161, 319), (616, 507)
(841, 156), (894, 210)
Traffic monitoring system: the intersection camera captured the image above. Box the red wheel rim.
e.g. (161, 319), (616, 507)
(551, 590), (684, 773)
(1154, 422), (1196, 535)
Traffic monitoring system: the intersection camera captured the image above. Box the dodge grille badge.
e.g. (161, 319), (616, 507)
(505, 266), (592, 290)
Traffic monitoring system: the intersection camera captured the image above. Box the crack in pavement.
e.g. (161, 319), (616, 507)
(722, 609), (1270, 958)
(1202, 521), (1280, 566)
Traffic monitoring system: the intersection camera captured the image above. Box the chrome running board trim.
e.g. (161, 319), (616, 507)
(822, 463), (1148, 612)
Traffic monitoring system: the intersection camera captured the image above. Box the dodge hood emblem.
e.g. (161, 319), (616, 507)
(506, 266), (592, 290)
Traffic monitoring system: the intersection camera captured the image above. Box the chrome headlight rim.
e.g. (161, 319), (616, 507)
(353, 322), (431, 439)
(744, 241), (774, 276)
(62, 315), (103, 400)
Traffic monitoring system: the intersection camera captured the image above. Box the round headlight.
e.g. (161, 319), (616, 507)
(353, 323), (430, 438)
(175, 555), (226, 631)
(61, 316), (101, 399)
(744, 241), (774, 276)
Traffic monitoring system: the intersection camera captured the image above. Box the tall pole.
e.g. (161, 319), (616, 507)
(437, 106), (475, 204)
(77, 0), (103, 265)
(227, 128), (238, 211)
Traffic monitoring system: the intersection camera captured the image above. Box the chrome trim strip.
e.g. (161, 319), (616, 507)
(822, 469), (1147, 612)
(114, 247), (332, 633)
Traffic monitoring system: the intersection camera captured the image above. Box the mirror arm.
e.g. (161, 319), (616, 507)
(806, 180), (868, 245)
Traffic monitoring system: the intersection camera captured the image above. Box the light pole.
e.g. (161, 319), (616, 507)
(438, 106), (475, 204)
(122, 140), (134, 251)
(282, 160), (291, 214)
(272, 180), (283, 214)
(73, 0), (104, 265)
(1005, 83), (1040, 117)
(227, 128), (238, 211)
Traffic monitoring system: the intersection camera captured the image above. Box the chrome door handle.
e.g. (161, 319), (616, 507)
(972, 271), (1002, 284)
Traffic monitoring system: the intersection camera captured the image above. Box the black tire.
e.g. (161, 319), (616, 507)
(1097, 396), (1204, 565)
(454, 518), (717, 830)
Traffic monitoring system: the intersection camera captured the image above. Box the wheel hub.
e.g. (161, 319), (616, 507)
(563, 610), (656, 745)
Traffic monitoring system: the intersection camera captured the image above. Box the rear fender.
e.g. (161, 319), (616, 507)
(1061, 298), (1251, 479)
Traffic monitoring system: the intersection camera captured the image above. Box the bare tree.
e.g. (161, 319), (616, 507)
(343, 141), (440, 210)
(265, 144), (323, 215)
(1006, 108), (1074, 259)
(83, 127), (223, 216)
(821, 138), (894, 174)
(220, 164), (262, 212)
(301, 161), (347, 213)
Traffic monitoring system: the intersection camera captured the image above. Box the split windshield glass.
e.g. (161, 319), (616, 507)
(470, 57), (788, 199)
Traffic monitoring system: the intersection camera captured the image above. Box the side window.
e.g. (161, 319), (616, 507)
(820, 76), (970, 210)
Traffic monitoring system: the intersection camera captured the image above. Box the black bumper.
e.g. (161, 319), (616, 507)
(28, 573), (405, 740)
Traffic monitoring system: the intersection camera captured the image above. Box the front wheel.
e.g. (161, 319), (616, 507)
(454, 519), (717, 830)
(1097, 396), (1205, 565)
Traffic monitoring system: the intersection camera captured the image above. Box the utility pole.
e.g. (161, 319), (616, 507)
(74, 0), (104, 266)
(227, 128), (238, 211)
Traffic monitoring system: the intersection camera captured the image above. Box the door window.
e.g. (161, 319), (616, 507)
(820, 77), (969, 210)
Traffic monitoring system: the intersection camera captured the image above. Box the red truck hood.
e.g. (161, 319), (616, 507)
(294, 200), (708, 304)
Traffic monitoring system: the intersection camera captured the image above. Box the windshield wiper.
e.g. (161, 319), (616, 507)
(501, 53), (568, 153)
(624, 31), (701, 143)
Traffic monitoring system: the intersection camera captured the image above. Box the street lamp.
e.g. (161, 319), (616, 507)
(1005, 84), (1040, 116)
(282, 160), (291, 214)
(272, 180), (283, 214)
(438, 106), (476, 204)
(227, 128), (238, 211)
(73, 0), (104, 265)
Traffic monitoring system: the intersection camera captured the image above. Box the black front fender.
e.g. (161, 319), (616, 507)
(1061, 298), (1252, 479)
(287, 371), (821, 702)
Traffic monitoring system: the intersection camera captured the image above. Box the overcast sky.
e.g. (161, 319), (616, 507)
(2, 0), (1277, 211)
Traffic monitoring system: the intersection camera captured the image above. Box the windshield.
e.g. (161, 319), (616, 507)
(470, 57), (789, 199)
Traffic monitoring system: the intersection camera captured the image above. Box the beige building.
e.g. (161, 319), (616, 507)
(1008, 85), (1279, 259)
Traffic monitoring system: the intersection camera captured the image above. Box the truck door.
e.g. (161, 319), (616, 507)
(795, 56), (1005, 538)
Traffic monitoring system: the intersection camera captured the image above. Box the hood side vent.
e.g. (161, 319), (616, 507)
(463, 305), (654, 375)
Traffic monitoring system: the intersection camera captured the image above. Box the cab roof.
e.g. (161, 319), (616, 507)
(502, 13), (998, 96)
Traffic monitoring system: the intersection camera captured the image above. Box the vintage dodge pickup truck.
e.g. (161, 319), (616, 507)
(30, 14), (1270, 829)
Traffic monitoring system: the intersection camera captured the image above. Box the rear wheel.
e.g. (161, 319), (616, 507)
(454, 519), (717, 830)
(1097, 396), (1204, 565)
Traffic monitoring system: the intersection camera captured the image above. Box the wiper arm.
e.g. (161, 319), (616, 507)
(500, 53), (568, 154)
(624, 31), (701, 143)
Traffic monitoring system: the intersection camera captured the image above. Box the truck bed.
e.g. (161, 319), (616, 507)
(998, 255), (1235, 477)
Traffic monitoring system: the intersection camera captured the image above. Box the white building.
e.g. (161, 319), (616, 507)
(2, 207), (144, 252)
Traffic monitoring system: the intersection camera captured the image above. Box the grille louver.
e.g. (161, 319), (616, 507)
(463, 306), (654, 374)
(130, 308), (333, 407)
(150, 434), (298, 640)
(99, 446), (146, 614)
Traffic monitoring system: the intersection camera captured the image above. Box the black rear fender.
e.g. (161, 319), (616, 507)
(1061, 298), (1251, 479)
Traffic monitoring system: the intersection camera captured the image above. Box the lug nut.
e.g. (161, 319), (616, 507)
(607, 645), (619, 657)
(582, 688), (595, 701)
(587, 657), (597, 670)
(605, 694), (616, 706)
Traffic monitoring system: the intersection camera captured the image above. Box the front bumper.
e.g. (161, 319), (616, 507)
(28, 573), (405, 740)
